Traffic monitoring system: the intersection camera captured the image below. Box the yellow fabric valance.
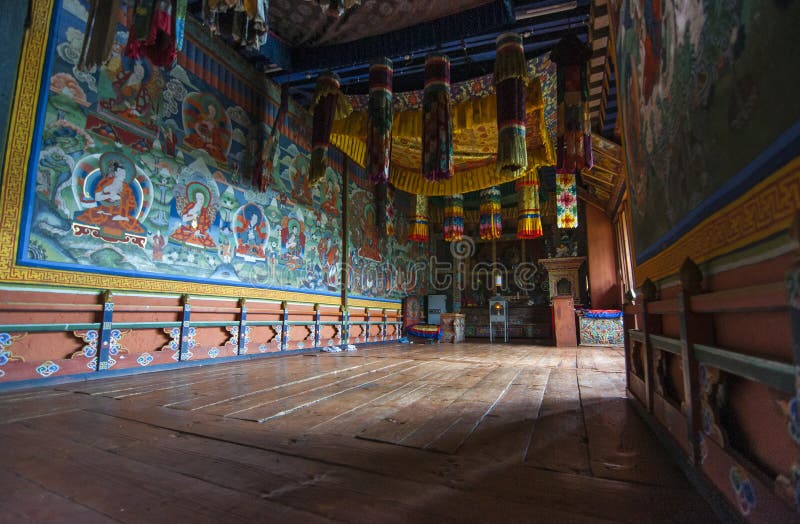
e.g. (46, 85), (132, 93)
(331, 78), (554, 196)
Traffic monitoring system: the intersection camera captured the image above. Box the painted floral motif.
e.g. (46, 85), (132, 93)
(578, 317), (624, 345)
(78, 330), (99, 358)
(108, 329), (125, 356)
(36, 361), (60, 377)
(163, 326), (196, 359)
(137, 353), (154, 366)
(163, 327), (181, 352)
(75, 329), (126, 366)
(0, 333), (26, 378)
(225, 325), (251, 354)
(788, 395), (800, 444)
(729, 465), (757, 516)
(697, 431), (708, 465)
(698, 364), (727, 445)
(208, 347), (220, 358)
(258, 325), (282, 352)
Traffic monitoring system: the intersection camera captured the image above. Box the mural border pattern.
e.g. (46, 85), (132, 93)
(634, 156), (800, 285)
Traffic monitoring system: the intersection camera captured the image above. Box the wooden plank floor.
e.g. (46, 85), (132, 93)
(0, 343), (717, 523)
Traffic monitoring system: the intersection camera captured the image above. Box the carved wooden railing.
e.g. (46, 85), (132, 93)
(0, 287), (402, 388)
(624, 246), (799, 520)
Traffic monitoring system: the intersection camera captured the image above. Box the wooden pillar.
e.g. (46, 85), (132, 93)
(341, 159), (349, 310)
(638, 279), (661, 412)
(677, 258), (714, 465)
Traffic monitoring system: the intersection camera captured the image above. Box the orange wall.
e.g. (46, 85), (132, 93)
(586, 205), (619, 309)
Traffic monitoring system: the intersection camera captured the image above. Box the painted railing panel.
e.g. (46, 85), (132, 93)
(624, 253), (798, 520)
(0, 287), (402, 387)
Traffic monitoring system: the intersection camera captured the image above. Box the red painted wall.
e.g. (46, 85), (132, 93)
(586, 205), (619, 309)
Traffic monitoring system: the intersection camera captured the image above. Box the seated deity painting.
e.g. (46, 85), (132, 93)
(71, 151), (152, 248)
(98, 56), (163, 133)
(182, 93), (232, 166)
(234, 204), (269, 262)
(169, 179), (219, 250)
(281, 216), (306, 268)
(357, 204), (382, 262)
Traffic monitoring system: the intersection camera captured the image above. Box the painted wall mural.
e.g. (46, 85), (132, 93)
(616, 0), (800, 260)
(22, 0), (422, 302)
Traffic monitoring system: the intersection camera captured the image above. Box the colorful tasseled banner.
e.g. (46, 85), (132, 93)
(494, 32), (528, 174)
(407, 194), (430, 243)
(479, 186), (502, 240)
(516, 171), (543, 239)
(556, 172), (578, 229)
(125, 0), (180, 67)
(443, 194), (465, 242)
(203, 0), (269, 50)
(310, 72), (351, 186)
(176, 0), (187, 51)
(367, 58), (394, 185)
(551, 35), (593, 174)
(422, 55), (454, 181)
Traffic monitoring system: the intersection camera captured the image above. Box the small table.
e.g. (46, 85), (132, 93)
(440, 313), (465, 343)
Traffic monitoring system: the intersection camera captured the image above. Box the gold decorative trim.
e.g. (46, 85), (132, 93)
(1, 0), (54, 285)
(634, 156), (800, 284)
(0, 0), (402, 310)
(347, 298), (401, 310)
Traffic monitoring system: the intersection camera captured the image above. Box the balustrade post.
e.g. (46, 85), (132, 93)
(97, 290), (115, 371)
(677, 258), (714, 465)
(364, 308), (370, 343)
(179, 294), (192, 361)
(638, 279), (660, 412)
(237, 298), (247, 355)
(780, 213), (800, 507)
(280, 301), (289, 352)
(340, 305), (349, 347)
(313, 304), (321, 348)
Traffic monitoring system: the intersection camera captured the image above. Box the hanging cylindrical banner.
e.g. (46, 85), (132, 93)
(125, 0), (180, 67)
(310, 72), (351, 185)
(408, 194), (430, 243)
(422, 55), (454, 181)
(443, 194), (465, 242)
(78, 0), (122, 71)
(367, 58), (394, 185)
(479, 186), (502, 240)
(556, 172), (578, 229)
(551, 35), (593, 174)
(516, 171), (543, 239)
(494, 32), (528, 174)
(374, 182), (395, 239)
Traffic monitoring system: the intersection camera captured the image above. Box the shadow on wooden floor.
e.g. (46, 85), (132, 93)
(0, 343), (718, 523)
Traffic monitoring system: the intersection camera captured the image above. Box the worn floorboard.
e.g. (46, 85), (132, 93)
(1, 342), (716, 522)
